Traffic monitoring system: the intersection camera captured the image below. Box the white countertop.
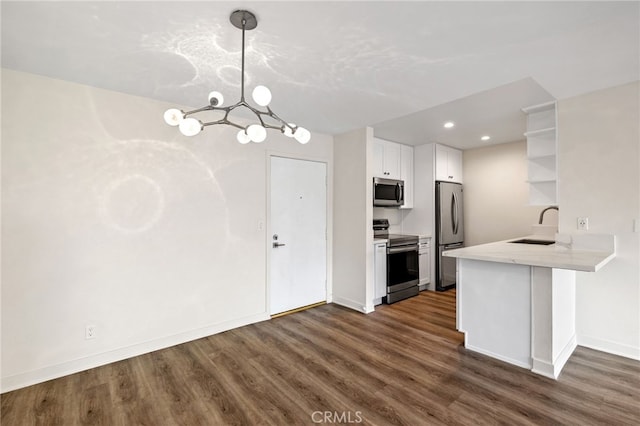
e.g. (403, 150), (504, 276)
(443, 235), (615, 272)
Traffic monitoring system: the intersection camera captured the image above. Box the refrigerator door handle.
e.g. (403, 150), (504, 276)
(452, 192), (459, 235)
(451, 192), (458, 235)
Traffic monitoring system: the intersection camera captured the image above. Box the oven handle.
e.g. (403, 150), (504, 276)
(387, 245), (418, 254)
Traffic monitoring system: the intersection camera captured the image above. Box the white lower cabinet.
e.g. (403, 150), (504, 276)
(374, 242), (387, 303)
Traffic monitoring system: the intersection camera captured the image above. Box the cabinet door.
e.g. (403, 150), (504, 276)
(372, 138), (385, 178)
(374, 243), (387, 299)
(419, 239), (431, 285)
(435, 144), (450, 181)
(400, 144), (413, 209)
(447, 148), (463, 183)
(435, 145), (463, 183)
(384, 141), (401, 179)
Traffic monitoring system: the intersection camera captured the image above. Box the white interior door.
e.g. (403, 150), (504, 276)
(270, 156), (327, 315)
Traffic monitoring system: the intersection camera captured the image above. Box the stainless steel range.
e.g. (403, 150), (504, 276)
(373, 219), (420, 304)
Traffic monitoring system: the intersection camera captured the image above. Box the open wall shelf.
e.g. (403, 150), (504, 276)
(522, 101), (557, 205)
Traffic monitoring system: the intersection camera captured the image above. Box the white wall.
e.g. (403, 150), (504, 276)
(332, 127), (373, 313)
(0, 70), (334, 391)
(463, 141), (543, 246)
(557, 81), (640, 360)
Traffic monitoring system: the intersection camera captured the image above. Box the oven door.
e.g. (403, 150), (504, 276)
(386, 244), (419, 293)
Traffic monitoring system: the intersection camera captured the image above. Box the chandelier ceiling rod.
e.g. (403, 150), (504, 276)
(163, 10), (310, 144)
(240, 12), (246, 102)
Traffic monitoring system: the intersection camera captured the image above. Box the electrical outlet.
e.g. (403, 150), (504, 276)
(85, 325), (96, 340)
(577, 217), (589, 231)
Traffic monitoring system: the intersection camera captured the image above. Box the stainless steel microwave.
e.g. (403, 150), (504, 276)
(373, 177), (404, 207)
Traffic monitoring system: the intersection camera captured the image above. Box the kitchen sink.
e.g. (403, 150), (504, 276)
(509, 238), (555, 245)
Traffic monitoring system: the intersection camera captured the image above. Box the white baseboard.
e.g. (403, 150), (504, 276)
(531, 358), (555, 379)
(1, 312), (270, 393)
(577, 334), (640, 361)
(554, 334), (578, 376)
(332, 296), (373, 314)
(531, 335), (577, 380)
(464, 342), (532, 370)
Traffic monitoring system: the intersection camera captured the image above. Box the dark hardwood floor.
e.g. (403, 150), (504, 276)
(2, 290), (640, 425)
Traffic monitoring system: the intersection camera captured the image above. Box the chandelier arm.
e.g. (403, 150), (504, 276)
(201, 120), (245, 130)
(261, 123), (287, 131)
(264, 107), (296, 131)
(184, 103), (238, 117)
(183, 105), (214, 116)
(220, 100), (245, 123)
(239, 102), (270, 128)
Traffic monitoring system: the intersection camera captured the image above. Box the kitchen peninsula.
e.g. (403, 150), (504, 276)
(444, 235), (615, 379)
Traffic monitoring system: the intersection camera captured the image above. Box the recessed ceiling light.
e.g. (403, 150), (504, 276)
(481, 135), (491, 141)
(443, 121), (455, 129)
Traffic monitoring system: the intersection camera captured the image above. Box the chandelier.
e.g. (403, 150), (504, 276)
(163, 10), (310, 144)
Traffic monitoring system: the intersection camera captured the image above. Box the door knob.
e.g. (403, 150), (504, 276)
(273, 242), (286, 248)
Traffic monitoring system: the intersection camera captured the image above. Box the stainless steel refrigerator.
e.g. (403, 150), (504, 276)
(435, 181), (464, 291)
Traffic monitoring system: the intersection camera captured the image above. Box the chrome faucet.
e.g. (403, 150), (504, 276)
(538, 206), (559, 224)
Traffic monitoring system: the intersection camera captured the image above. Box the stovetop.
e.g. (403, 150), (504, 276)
(373, 219), (418, 246)
(378, 233), (419, 246)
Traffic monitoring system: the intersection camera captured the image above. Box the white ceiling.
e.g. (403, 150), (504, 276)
(2, 1), (638, 149)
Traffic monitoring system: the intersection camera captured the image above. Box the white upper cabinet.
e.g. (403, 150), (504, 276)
(372, 137), (414, 209)
(373, 137), (401, 179)
(435, 144), (463, 183)
(400, 144), (414, 209)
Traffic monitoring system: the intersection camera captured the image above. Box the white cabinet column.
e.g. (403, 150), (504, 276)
(400, 144), (414, 209)
(531, 267), (576, 379)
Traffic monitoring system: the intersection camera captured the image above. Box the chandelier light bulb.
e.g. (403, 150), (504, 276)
(237, 130), (252, 144)
(247, 124), (267, 143)
(164, 109), (184, 126)
(179, 117), (203, 136)
(294, 127), (311, 144)
(252, 85), (272, 107)
(208, 91), (224, 106)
